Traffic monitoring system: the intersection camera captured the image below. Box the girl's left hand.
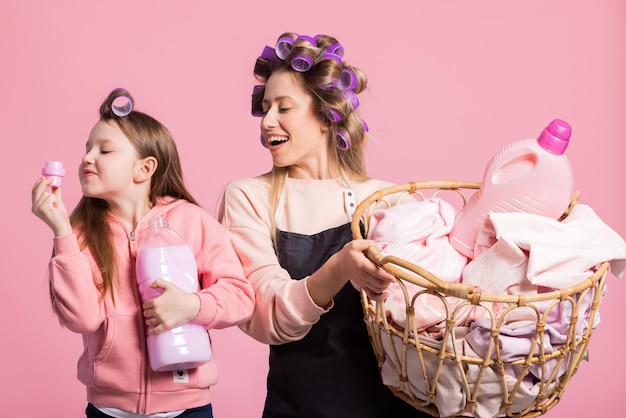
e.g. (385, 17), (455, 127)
(142, 280), (201, 335)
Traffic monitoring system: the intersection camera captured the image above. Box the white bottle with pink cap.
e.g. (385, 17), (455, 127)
(449, 119), (575, 259)
(135, 215), (212, 372)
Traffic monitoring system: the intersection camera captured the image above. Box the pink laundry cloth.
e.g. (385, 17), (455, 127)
(367, 198), (469, 331)
(380, 326), (541, 417)
(380, 328), (469, 417)
(463, 286), (601, 385)
(385, 287), (488, 338)
(472, 203), (626, 289)
(368, 197), (468, 283)
(463, 338), (544, 417)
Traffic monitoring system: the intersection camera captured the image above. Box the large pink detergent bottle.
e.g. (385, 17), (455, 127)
(449, 119), (575, 259)
(135, 216), (212, 372)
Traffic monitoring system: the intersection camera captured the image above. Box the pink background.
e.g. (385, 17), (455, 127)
(2, 1), (625, 417)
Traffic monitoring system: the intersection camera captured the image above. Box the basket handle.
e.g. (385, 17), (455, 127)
(364, 245), (477, 300)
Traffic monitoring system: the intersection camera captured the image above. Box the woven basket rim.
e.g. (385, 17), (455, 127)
(351, 180), (608, 304)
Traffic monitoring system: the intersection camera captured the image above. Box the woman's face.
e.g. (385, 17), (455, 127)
(260, 68), (330, 179)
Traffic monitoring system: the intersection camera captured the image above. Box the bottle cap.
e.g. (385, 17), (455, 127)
(42, 161), (65, 187)
(537, 119), (571, 155)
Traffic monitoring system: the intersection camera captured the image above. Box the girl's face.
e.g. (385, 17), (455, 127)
(260, 68), (330, 179)
(80, 120), (145, 202)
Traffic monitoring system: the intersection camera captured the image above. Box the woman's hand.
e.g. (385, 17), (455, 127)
(337, 239), (396, 302)
(142, 279), (201, 335)
(308, 239), (395, 307)
(31, 177), (72, 237)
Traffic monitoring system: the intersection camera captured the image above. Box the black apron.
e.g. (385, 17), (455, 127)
(263, 223), (430, 418)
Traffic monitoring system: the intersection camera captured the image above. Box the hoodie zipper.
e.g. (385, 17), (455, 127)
(129, 226), (149, 413)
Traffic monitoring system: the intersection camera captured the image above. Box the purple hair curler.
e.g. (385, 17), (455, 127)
(324, 108), (342, 123)
(290, 55), (313, 72)
(363, 120), (369, 132)
(295, 35), (317, 47)
(318, 77), (338, 90)
(260, 45), (277, 62)
(275, 36), (295, 60)
(336, 130), (351, 150)
(42, 161), (65, 188)
(251, 85), (265, 117)
(325, 43), (344, 58)
(343, 90), (359, 110)
(320, 53), (342, 65)
(111, 93), (133, 117)
(338, 69), (358, 91)
(260, 135), (269, 148)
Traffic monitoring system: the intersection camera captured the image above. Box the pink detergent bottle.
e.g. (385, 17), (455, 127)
(449, 119), (575, 259)
(135, 216), (212, 372)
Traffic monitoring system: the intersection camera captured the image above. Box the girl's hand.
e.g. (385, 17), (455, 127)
(142, 279), (201, 335)
(31, 177), (72, 237)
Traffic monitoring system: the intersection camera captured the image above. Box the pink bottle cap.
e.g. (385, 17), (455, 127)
(537, 119), (571, 155)
(42, 161), (65, 188)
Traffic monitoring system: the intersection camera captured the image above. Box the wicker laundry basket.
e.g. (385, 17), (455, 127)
(351, 180), (609, 418)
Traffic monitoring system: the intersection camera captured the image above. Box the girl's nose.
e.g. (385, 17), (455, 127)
(82, 151), (94, 164)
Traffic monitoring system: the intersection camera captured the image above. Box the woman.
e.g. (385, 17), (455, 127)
(219, 33), (430, 417)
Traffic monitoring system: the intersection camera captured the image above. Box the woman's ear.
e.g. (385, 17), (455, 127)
(134, 156), (158, 183)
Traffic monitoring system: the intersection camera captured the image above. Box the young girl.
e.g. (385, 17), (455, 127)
(219, 33), (430, 417)
(31, 88), (255, 418)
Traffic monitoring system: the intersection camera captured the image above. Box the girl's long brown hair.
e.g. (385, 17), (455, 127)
(61, 88), (197, 304)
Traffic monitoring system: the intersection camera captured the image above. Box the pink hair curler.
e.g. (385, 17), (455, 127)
(42, 161), (65, 188)
(111, 94), (133, 117)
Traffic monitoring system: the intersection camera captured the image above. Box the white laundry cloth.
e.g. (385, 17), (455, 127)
(470, 203), (626, 290)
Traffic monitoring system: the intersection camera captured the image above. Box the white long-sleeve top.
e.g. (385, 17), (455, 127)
(220, 176), (393, 344)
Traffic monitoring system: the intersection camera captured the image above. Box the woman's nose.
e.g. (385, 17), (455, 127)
(261, 109), (277, 129)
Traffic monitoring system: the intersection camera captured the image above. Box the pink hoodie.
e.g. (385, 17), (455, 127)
(48, 198), (254, 414)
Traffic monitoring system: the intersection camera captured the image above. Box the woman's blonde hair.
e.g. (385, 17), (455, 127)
(251, 33), (371, 240)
